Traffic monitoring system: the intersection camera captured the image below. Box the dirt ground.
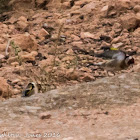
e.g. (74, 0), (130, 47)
(0, 0), (139, 139)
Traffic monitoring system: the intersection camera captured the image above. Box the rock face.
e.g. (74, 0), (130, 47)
(0, 72), (140, 139)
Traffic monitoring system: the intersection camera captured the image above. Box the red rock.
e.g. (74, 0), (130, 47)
(66, 69), (80, 80)
(112, 42), (124, 48)
(111, 37), (121, 44)
(12, 79), (21, 84)
(0, 54), (5, 59)
(79, 67), (92, 73)
(66, 49), (74, 55)
(75, 0), (91, 7)
(81, 1), (96, 13)
(116, 0), (134, 10)
(21, 51), (38, 62)
(12, 89), (20, 95)
(120, 13), (138, 30)
(8, 25), (15, 31)
(71, 35), (80, 41)
(39, 55), (54, 68)
(101, 41), (111, 47)
(38, 28), (49, 38)
(8, 56), (18, 64)
(17, 21), (28, 30)
(71, 41), (83, 46)
(136, 13), (140, 20)
(80, 32), (95, 39)
(61, 2), (70, 9)
(133, 5), (140, 13)
(35, 0), (46, 6)
(18, 16), (27, 22)
(7, 16), (17, 24)
(17, 16), (28, 30)
(11, 62), (19, 66)
(80, 73), (95, 81)
(0, 77), (13, 98)
(70, 10), (81, 16)
(2, 24), (8, 29)
(12, 34), (38, 52)
(101, 5), (109, 17)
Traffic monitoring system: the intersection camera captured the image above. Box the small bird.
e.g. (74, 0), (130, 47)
(93, 51), (134, 72)
(22, 82), (38, 97)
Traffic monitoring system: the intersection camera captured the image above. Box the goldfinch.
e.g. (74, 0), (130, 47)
(93, 51), (134, 72)
(22, 82), (38, 97)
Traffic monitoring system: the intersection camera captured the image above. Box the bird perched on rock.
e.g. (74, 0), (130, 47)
(93, 51), (134, 72)
(22, 82), (38, 97)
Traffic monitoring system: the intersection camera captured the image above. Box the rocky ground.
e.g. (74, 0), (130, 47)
(0, 0), (139, 139)
(0, 72), (140, 140)
(0, 0), (139, 98)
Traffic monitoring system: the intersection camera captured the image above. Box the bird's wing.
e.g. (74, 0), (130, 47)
(112, 51), (126, 61)
(22, 89), (31, 96)
(95, 50), (121, 59)
(22, 83), (33, 96)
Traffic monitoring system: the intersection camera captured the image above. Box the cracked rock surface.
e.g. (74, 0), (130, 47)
(0, 72), (140, 140)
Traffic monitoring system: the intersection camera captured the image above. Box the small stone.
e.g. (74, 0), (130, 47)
(61, 2), (70, 9)
(111, 36), (121, 44)
(101, 5), (109, 12)
(39, 113), (51, 120)
(133, 5), (140, 13)
(81, 1), (96, 13)
(112, 42), (124, 48)
(13, 89), (20, 95)
(80, 73), (95, 81)
(71, 35), (80, 41)
(7, 16), (17, 24)
(9, 57), (18, 64)
(12, 79), (21, 84)
(21, 51), (38, 62)
(80, 32), (95, 39)
(71, 41), (83, 46)
(101, 5), (109, 17)
(0, 54), (5, 59)
(136, 13), (140, 20)
(17, 21), (28, 30)
(11, 62), (19, 67)
(18, 16), (27, 22)
(38, 28), (49, 38)
(66, 70), (79, 80)
(36, 0), (46, 7)
(17, 16), (28, 30)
